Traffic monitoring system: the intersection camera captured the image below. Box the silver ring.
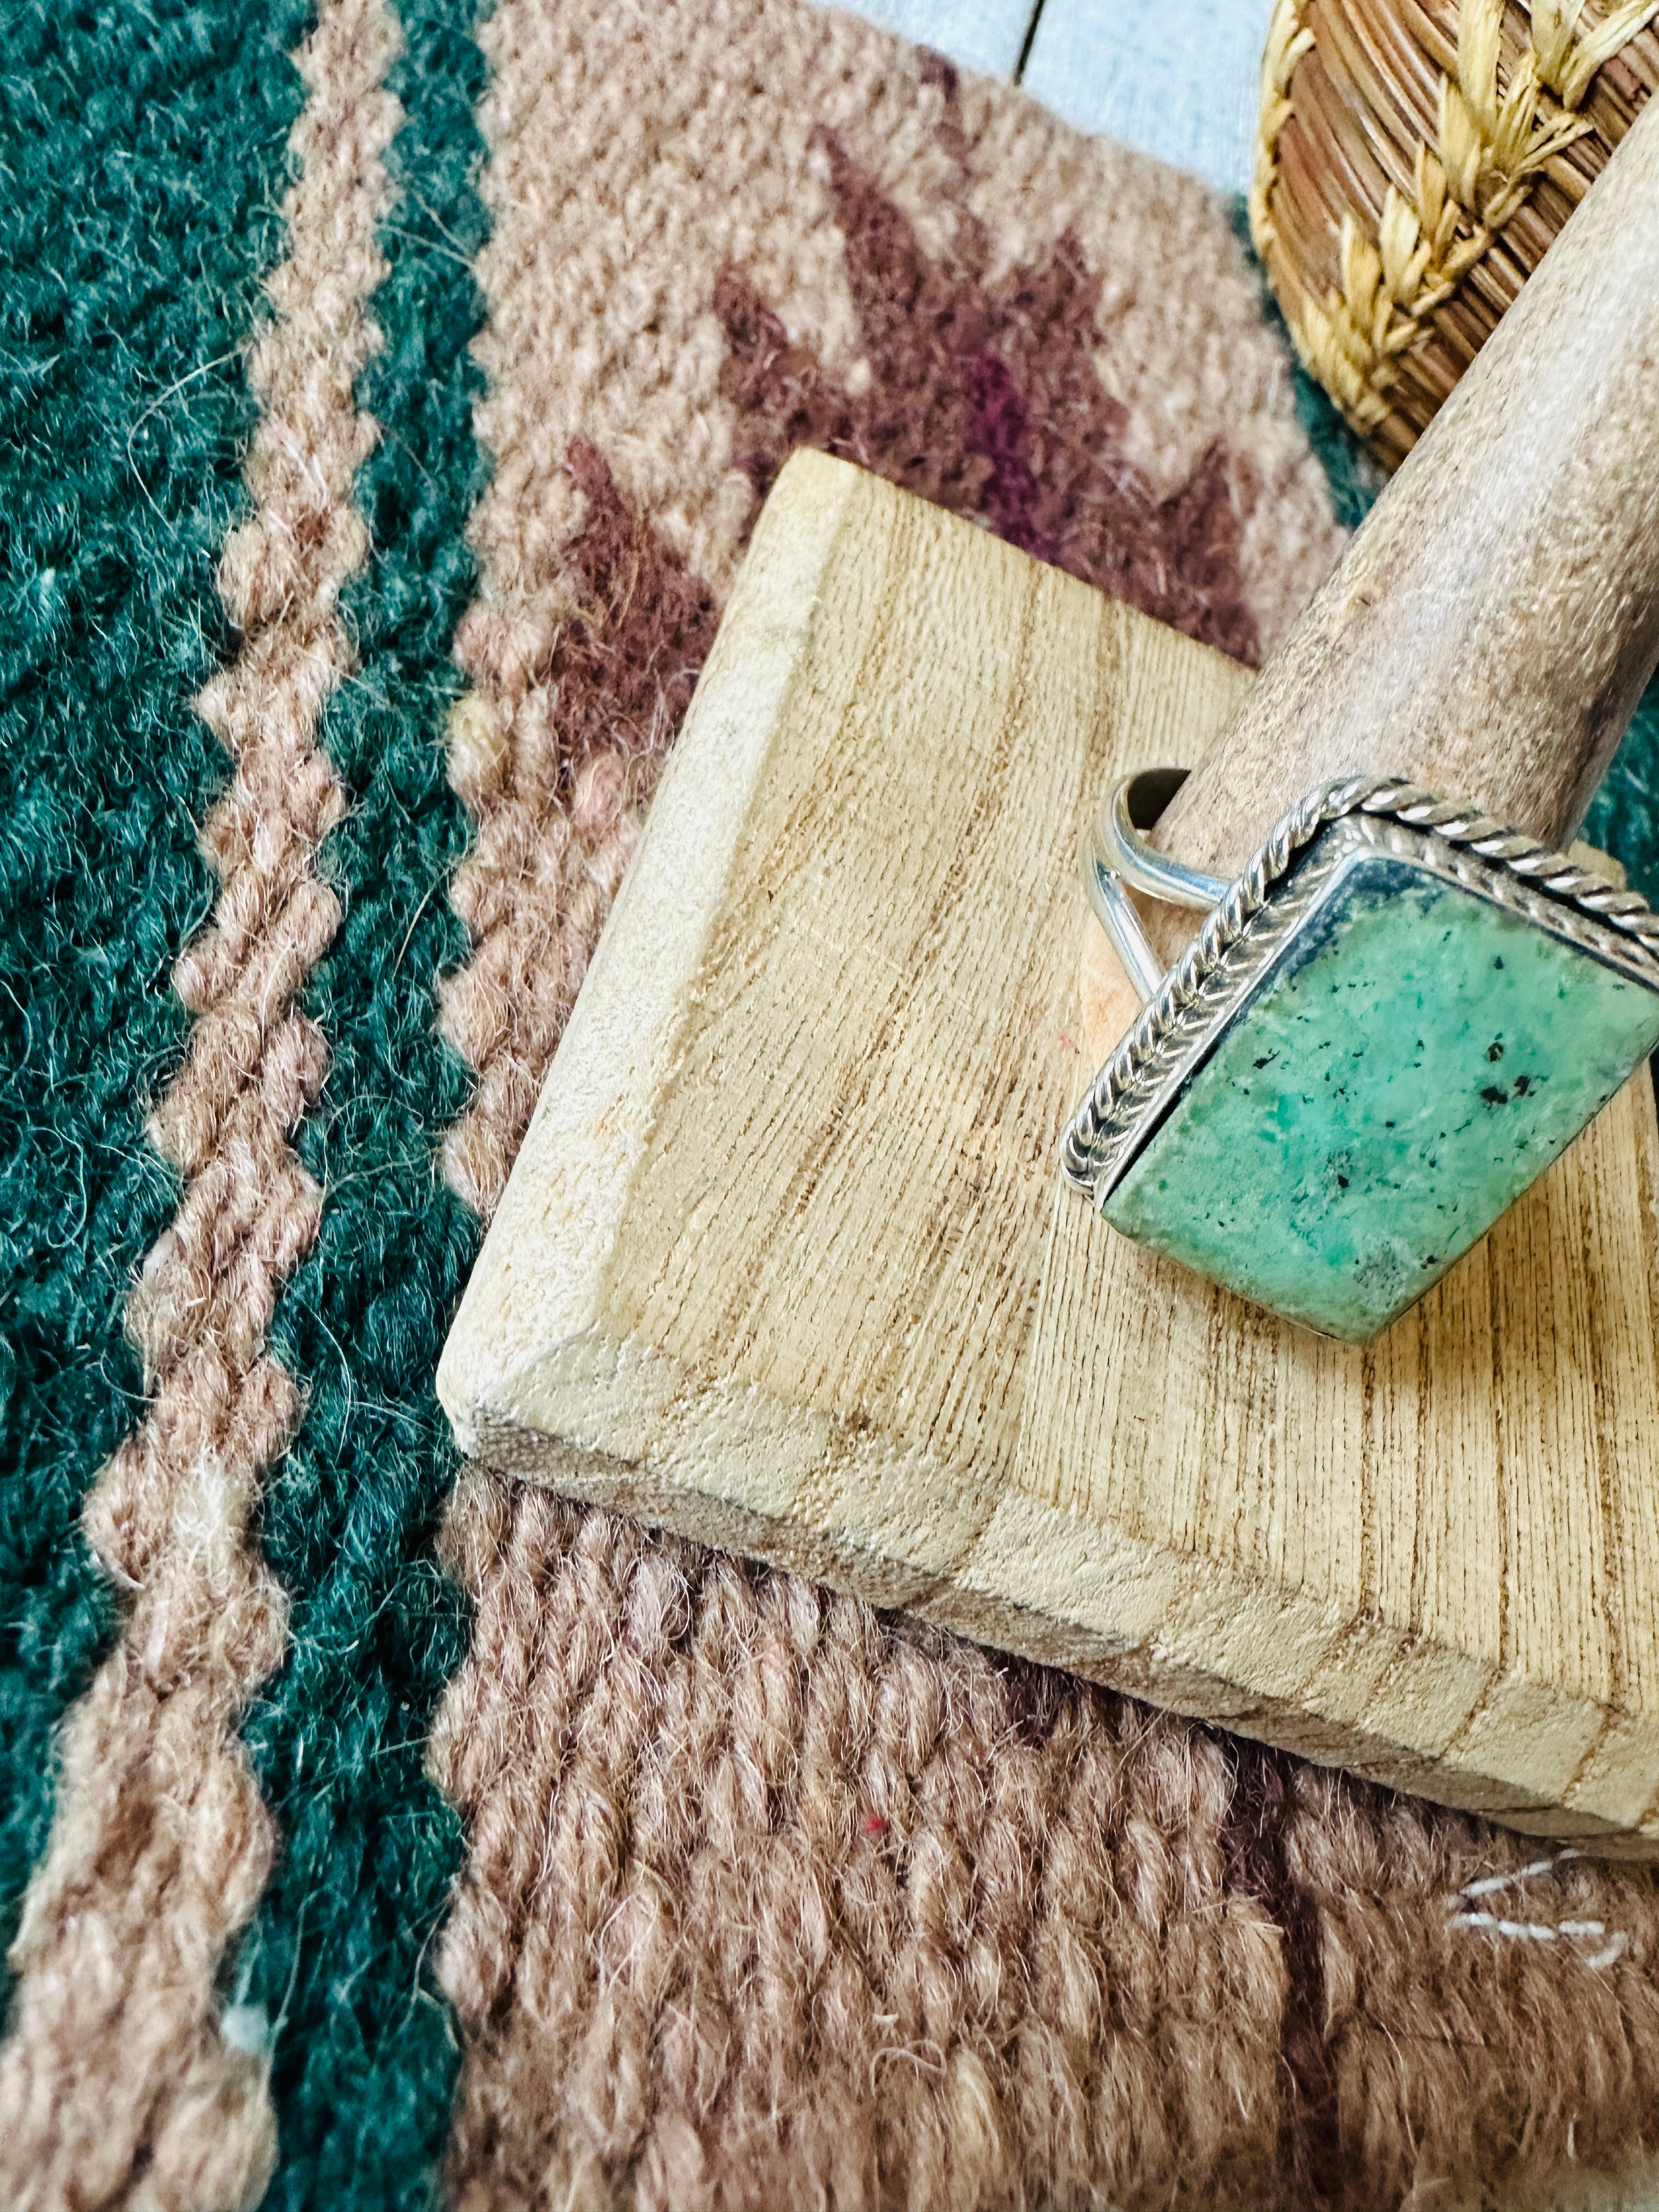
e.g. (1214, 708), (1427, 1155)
(1079, 768), (1229, 1004)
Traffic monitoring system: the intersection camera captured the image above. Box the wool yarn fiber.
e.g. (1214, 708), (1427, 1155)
(232, 0), (490, 2199)
(0, 0), (309, 2108)
(5, 1), (1659, 2207)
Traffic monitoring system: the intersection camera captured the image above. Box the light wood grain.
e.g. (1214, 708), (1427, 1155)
(439, 450), (1659, 1854)
(1155, 88), (1659, 895)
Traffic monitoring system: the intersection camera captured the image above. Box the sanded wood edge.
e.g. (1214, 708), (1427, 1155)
(436, 447), (868, 1430)
(461, 1319), (1659, 1857)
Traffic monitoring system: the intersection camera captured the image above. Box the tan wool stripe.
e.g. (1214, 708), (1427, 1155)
(0, 3), (402, 2203)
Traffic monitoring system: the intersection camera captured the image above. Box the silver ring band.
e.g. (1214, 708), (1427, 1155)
(1079, 833), (1166, 1001)
(1080, 769), (1229, 1005)
(1101, 769), (1228, 910)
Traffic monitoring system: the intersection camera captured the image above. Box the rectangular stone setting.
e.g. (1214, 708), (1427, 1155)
(1100, 836), (1659, 1340)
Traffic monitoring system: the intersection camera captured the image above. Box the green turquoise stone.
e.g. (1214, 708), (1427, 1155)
(1102, 853), (1659, 1341)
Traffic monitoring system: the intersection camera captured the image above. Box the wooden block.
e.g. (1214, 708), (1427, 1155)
(438, 449), (1659, 1855)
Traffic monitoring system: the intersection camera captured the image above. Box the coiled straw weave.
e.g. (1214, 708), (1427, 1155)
(1251, 0), (1659, 465)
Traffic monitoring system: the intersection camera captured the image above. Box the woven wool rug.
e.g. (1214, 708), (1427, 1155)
(5, 0), (1659, 2207)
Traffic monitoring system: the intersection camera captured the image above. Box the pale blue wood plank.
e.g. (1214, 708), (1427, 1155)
(1020, 0), (1263, 193)
(834, 0), (1040, 78)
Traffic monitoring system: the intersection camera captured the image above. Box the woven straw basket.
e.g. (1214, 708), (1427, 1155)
(1251, 0), (1658, 467)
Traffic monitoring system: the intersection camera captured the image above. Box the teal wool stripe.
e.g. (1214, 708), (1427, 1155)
(0, 0), (311, 2001)
(224, 4), (489, 2204)
(1584, 691), (1659, 902)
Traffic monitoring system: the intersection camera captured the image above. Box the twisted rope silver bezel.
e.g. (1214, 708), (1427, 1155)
(1061, 774), (1659, 1198)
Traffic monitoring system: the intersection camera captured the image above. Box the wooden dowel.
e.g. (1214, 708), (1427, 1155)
(1151, 89), (1659, 899)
